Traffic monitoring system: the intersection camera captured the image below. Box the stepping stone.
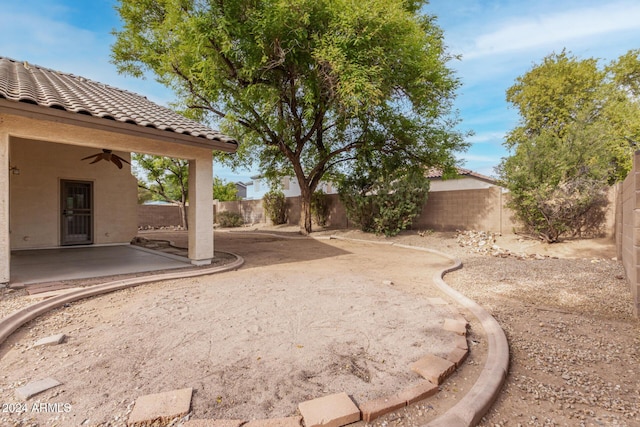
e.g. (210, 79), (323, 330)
(15, 377), (62, 400)
(443, 318), (468, 336)
(298, 392), (360, 427)
(183, 420), (245, 427)
(128, 388), (192, 426)
(410, 354), (456, 385)
(244, 416), (302, 427)
(34, 334), (66, 347)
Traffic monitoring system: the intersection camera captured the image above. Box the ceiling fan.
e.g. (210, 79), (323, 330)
(81, 149), (130, 169)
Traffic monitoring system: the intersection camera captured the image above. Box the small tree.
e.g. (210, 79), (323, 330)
(133, 154), (189, 229)
(499, 50), (640, 241)
(213, 177), (239, 201)
(340, 163), (430, 237)
(263, 190), (287, 225)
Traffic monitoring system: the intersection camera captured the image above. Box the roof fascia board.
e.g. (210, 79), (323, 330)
(0, 100), (237, 153)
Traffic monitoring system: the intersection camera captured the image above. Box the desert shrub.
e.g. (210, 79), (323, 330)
(217, 211), (244, 227)
(510, 176), (609, 243)
(339, 169), (429, 237)
(310, 190), (330, 227)
(263, 190), (287, 225)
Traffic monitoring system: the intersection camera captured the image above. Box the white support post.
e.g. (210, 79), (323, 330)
(0, 131), (10, 283)
(188, 155), (214, 265)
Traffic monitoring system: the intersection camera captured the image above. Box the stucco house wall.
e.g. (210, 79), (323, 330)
(9, 137), (137, 249)
(429, 176), (497, 192)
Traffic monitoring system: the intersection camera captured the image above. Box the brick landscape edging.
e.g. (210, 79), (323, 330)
(328, 237), (510, 427)
(392, 243), (510, 427)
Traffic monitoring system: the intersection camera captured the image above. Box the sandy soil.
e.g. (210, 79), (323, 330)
(0, 233), (471, 426)
(2, 227), (636, 427)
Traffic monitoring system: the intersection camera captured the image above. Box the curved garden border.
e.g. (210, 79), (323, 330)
(0, 251), (244, 347)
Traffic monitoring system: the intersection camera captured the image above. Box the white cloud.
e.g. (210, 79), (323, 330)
(468, 132), (506, 145)
(464, 2), (640, 59)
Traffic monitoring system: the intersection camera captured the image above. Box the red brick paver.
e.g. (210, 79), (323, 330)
(128, 388), (192, 426)
(183, 420), (245, 427)
(396, 381), (438, 405)
(298, 392), (360, 427)
(360, 394), (406, 422)
(410, 354), (456, 385)
(244, 416), (302, 427)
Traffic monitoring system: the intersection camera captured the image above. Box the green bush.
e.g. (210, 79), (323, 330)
(217, 211), (244, 227)
(339, 169), (429, 237)
(263, 190), (287, 225)
(311, 190), (330, 227)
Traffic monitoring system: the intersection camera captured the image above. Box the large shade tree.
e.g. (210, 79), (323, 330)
(112, 0), (467, 234)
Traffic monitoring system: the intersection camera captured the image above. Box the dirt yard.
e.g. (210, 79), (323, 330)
(0, 228), (637, 427)
(0, 233), (475, 426)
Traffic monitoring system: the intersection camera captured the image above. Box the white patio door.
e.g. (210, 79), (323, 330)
(61, 180), (93, 245)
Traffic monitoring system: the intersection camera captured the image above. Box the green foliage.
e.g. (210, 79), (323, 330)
(310, 190), (330, 227)
(133, 153), (190, 228)
(217, 211), (244, 228)
(339, 162), (429, 237)
(112, 0), (467, 234)
(213, 177), (239, 201)
(133, 154), (189, 204)
(263, 190), (287, 225)
(499, 49), (640, 241)
(137, 186), (154, 204)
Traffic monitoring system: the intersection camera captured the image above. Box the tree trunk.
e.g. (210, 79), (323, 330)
(299, 186), (312, 235)
(179, 202), (188, 230)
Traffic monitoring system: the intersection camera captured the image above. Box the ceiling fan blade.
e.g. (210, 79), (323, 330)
(82, 149), (129, 169)
(113, 154), (130, 165)
(111, 156), (123, 169)
(81, 153), (100, 161)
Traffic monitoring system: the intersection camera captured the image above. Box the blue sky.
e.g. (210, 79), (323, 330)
(2, 0), (639, 181)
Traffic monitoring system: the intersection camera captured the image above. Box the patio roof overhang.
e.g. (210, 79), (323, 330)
(0, 57), (238, 284)
(0, 99), (238, 155)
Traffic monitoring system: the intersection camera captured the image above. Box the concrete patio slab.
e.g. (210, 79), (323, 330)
(11, 245), (192, 284)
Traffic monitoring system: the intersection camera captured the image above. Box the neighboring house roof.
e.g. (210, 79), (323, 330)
(427, 167), (497, 185)
(0, 56), (237, 151)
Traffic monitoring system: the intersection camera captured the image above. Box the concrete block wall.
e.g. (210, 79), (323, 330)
(414, 187), (516, 233)
(215, 199), (264, 225)
(616, 151), (640, 317)
(138, 205), (185, 229)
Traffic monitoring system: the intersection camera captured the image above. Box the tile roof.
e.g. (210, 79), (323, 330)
(0, 56), (237, 149)
(427, 167), (496, 183)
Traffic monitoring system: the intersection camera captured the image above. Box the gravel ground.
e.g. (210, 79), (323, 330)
(328, 229), (639, 427)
